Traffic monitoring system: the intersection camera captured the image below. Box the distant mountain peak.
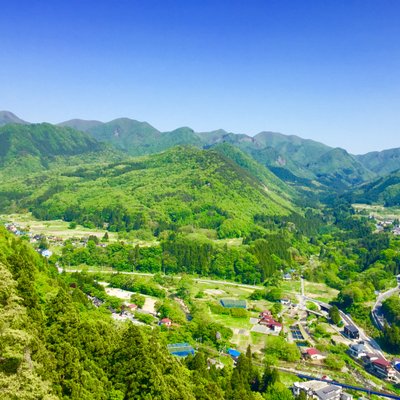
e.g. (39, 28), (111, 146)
(0, 111), (29, 126)
(58, 118), (104, 131)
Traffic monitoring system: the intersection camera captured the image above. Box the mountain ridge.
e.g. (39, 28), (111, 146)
(2, 111), (399, 193)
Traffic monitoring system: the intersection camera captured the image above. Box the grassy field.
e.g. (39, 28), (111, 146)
(0, 212), (157, 246)
(353, 203), (400, 220)
(304, 281), (339, 303)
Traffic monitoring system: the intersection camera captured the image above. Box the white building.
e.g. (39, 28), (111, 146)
(293, 381), (352, 400)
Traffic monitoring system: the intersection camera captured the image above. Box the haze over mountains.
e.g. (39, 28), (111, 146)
(1, 110), (399, 205)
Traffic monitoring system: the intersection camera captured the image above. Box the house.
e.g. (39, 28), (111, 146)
(363, 353), (379, 364)
(304, 348), (326, 361)
(258, 314), (283, 334)
(280, 298), (291, 306)
(344, 324), (359, 339)
(127, 303), (138, 311)
(315, 384), (342, 400)
(283, 273), (292, 280)
(207, 358), (224, 369)
(259, 310), (272, 318)
(293, 381), (352, 400)
(227, 348), (241, 361)
(349, 342), (367, 359)
(370, 358), (397, 381)
(259, 316), (274, 325)
(41, 249), (53, 258)
(159, 318), (172, 327)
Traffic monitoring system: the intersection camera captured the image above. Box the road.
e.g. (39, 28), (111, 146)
(58, 266), (263, 289)
(299, 276), (386, 358)
(372, 284), (400, 330)
(200, 344), (400, 399)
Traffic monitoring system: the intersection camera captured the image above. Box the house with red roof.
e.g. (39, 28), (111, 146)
(258, 312), (283, 333)
(304, 348), (326, 361)
(259, 310), (272, 319)
(159, 318), (172, 327)
(371, 358), (397, 381)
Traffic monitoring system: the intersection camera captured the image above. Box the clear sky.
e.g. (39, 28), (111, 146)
(1, 0), (399, 154)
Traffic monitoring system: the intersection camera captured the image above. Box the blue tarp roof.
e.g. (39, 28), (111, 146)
(227, 348), (241, 357)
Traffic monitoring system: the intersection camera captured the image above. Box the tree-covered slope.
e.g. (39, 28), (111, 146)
(253, 131), (331, 165)
(306, 147), (375, 189)
(6, 111), (395, 193)
(0, 123), (123, 177)
(357, 147), (400, 176)
(0, 227), (297, 400)
(58, 118), (104, 131)
(211, 142), (297, 200)
(65, 118), (203, 156)
(349, 169), (400, 206)
(1, 146), (295, 238)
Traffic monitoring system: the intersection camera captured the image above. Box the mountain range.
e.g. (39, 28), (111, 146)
(0, 110), (399, 207)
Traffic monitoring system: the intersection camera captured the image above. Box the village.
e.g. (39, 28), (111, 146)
(4, 217), (400, 399)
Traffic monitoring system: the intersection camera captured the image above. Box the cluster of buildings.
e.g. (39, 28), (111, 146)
(257, 310), (283, 333)
(375, 219), (400, 235)
(5, 223), (54, 257)
(348, 341), (397, 382)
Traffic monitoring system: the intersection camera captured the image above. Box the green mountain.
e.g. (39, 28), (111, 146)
(0, 123), (125, 183)
(253, 131), (331, 164)
(1, 145), (295, 238)
(65, 117), (203, 156)
(6, 111), (397, 194)
(357, 148), (400, 176)
(58, 118), (103, 131)
(306, 147), (375, 189)
(349, 169), (400, 206)
(62, 115), (375, 191)
(211, 142), (296, 199)
(0, 110), (29, 126)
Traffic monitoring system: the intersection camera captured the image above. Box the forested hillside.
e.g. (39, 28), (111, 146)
(59, 116), (379, 192)
(0, 227), (294, 399)
(348, 170), (400, 206)
(0, 123), (124, 179)
(357, 147), (400, 176)
(0, 145), (295, 239)
(1, 111), (397, 196)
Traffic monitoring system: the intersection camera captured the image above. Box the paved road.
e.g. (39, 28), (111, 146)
(200, 344), (399, 399)
(303, 295), (385, 357)
(372, 284), (400, 330)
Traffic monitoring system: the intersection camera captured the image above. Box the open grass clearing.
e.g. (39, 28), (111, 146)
(353, 204), (400, 220)
(304, 281), (339, 303)
(1, 212), (158, 246)
(104, 287), (158, 314)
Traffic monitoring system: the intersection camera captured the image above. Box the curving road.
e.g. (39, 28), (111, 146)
(372, 284), (400, 330)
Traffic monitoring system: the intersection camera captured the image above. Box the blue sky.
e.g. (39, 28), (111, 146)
(1, 0), (399, 153)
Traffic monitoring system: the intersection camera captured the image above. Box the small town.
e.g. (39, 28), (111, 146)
(4, 217), (400, 399)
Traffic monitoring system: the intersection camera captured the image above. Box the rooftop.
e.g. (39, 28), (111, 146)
(373, 358), (392, 368)
(345, 325), (359, 333)
(306, 348), (321, 356)
(315, 384), (341, 400)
